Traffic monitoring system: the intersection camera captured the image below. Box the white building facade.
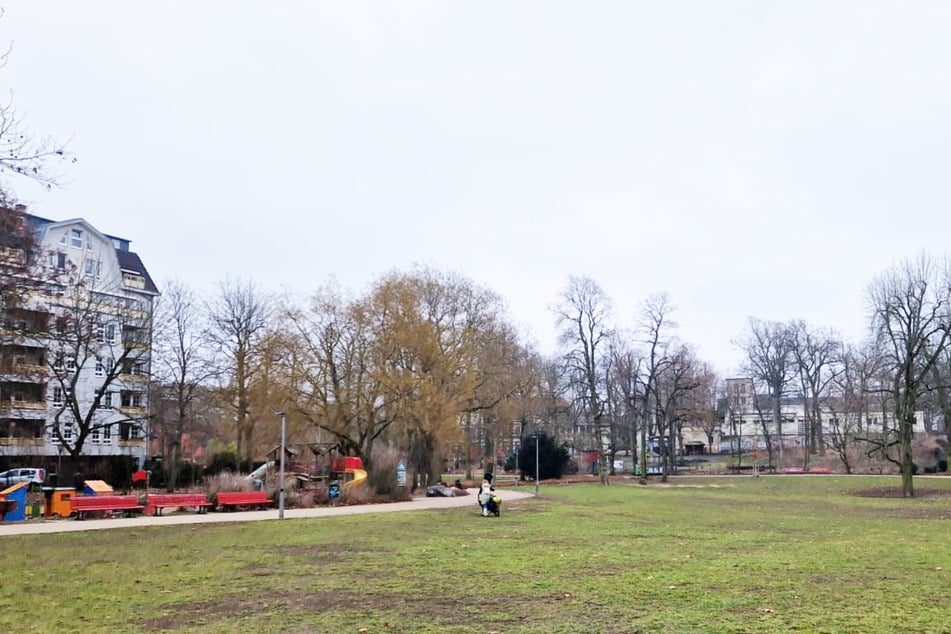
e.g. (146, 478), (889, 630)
(719, 377), (929, 453)
(0, 212), (158, 469)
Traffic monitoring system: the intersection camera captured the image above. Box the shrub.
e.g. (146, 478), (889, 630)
(262, 477), (314, 508)
(204, 472), (254, 504)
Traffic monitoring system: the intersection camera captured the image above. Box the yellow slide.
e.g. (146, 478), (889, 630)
(343, 468), (367, 490)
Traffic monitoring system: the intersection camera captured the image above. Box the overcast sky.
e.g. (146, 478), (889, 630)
(3, 2), (950, 373)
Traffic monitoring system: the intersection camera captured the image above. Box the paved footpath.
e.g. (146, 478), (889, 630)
(0, 487), (535, 536)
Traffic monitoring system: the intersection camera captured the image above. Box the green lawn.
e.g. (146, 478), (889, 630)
(1, 476), (949, 633)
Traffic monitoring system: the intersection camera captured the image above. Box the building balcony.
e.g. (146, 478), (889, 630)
(118, 439), (146, 448)
(118, 373), (149, 384)
(0, 400), (48, 413)
(0, 437), (45, 447)
(0, 364), (50, 383)
(118, 406), (147, 417)
(122, 273), (146, 290)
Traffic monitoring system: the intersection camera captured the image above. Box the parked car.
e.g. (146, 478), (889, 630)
(0, 468), (46, 487)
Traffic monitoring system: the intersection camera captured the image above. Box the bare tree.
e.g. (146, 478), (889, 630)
(151, 280), (217, 490)
(789, 320), (843, 466)
(654, 344), (700, 481)
(207, 278), (271, 462)
(282, 282), (390, 465)
(634, 293), (676, 483)
(827, 343), (880, 473)
(924, 344), (951, 474)
(682, 364), (719, 455)
(554, 275), (613, 484)
(608, 340), (642, 472)
(868, 253), (951, 496)
(736, 318), (795, 466)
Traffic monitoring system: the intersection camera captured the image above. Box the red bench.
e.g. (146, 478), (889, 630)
(70, 495), (144, 520)
(146, 493), (213, 516)
(216, 491), (272, 511)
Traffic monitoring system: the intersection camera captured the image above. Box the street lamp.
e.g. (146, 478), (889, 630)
(276, 411), (286, 519)
(534, 434), (540, 497)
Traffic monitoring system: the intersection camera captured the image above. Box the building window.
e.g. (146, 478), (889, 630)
(105, 324), (116, 345)
(71, 229), (83, 249)
(103, 391), (113, 408)
(133, 362), (146, 376)
(95, 357), (104, 377)
(91, 426), (100, 443)
(102, 424), (112, 443)
(104, 357), (114, 375)
(66, 356), (76, 372)
(84, 259), (100, 280)
(56, 252), (67, 270)
(52, 387), (63, 407)
(121, 391), (144, 408)
(62, 421), (73, 441)
(120, 423), (142, 441)
(96, 325), (104, 343)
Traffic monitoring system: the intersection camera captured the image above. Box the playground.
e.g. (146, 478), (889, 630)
(0, 446), (377, 526)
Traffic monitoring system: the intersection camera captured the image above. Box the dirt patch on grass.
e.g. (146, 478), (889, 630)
(269, 543), (382, 558)
(139, 588), (530, 631)
(139, 589), (356, 631)
(851, 487), (951, 519)
(851, 487), (951, 499)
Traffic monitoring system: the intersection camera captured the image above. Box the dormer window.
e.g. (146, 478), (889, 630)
(122, 271), (145, 290)
(71, 229), (83, 249)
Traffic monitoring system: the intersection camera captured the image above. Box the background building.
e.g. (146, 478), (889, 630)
(0, 208), (158, 484)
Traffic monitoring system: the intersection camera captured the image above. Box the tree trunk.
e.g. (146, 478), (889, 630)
(899, 415), (915, 497)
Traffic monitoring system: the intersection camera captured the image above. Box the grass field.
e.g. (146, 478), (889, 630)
(1, 476), (949, 633)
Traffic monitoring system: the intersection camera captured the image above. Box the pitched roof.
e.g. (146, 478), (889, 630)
(116, 248), (160, 295)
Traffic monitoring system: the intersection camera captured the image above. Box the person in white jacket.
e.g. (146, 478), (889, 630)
(478, 472), (495, 516)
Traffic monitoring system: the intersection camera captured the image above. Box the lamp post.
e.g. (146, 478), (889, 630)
(276, 411), (286, 519)
(534, 434), (540, 497)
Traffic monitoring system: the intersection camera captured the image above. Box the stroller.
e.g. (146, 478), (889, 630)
(485, 493), (501, 517)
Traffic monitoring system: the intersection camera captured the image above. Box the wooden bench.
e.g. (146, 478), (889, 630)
(70, 495), (144, 520)
(146, 493), (213, 516)
(216, 491), (272, 511)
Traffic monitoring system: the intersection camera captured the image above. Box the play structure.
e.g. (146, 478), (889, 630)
(331, 456), (367, 490)
(0, 481), (28, 522)
(257, 442), (368, 492)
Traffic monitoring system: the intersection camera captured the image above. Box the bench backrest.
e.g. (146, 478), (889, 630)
(148, 494), (209, 505)
(217, 491), (270, 504)
(70, 495), (140, 509)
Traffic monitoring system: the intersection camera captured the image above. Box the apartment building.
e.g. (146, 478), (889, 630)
(0, 209), (158, 472)
(719, 377), (929, 452)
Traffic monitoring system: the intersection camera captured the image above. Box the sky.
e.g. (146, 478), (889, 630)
(3, 2), (951, 374)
